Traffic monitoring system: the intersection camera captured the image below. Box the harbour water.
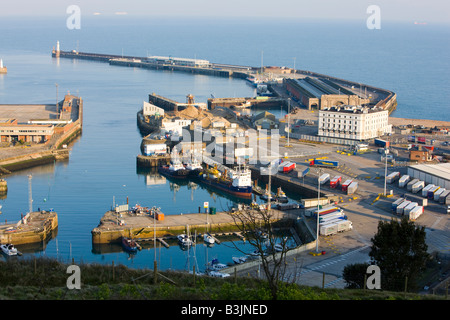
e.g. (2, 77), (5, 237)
(0, 16), (448, 270)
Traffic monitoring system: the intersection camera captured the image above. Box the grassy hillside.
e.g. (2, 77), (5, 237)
(0, 257), (444, 300)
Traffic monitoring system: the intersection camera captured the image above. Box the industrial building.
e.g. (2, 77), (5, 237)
(145, 56), (210, 68)
(407, 163), (450, 190)
(318, 105), (392, 141)
(285, 77), (368, 110)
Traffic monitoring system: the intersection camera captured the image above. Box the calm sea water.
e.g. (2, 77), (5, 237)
(0, 16), (448, 269)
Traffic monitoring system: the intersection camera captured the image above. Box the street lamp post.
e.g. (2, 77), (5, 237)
(384, 148), (389, 196)
(316, 169), (322, 253)
(286, 98), (291, 147)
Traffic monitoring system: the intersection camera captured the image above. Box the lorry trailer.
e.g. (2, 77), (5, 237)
(398, 175), (410, 188)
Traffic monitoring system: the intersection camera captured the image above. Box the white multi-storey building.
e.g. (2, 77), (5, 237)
(318, 105), (391, 140)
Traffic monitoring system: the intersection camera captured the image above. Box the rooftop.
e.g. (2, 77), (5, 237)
(409, 163), (450, 181)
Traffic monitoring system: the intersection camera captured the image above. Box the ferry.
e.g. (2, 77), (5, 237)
(197, 165), (252, 198)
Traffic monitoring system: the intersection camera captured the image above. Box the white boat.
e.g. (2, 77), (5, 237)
(177, 234), (193, 246)
(203, 233), (215, 244)
(1, 243), (19, 256)
(208, 258), (228, 271)
(208, 270), (230, 278)
(232, 256), (247, 264)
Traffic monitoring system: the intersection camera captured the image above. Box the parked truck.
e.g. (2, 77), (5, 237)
(422, 184), (435, 197)
(396, 200), (411, 215)
(319, 223), (339, 236)
(330, 176), (342, 189)
(297, 167), (310, 178)
(434, 188), (446, 202)
(439, 190), (450, 204)
(374, 138), (390, 148)
(404, 202), (418, 216)
(412, 181), (425, 193)
(309, 159), (339, 168)
(427, 186), (440, 199)
(408, 206), (424, 221)
(347, 181), (358, 195)
(342, 179), (353, 192)
(407, 179), (419, 191)
(319, 173), (330, 185)
(405, 194), (428, 207)
(392, 198), (405, 212)
(398, 175), (410, 188)
(386, 172), (400, 184)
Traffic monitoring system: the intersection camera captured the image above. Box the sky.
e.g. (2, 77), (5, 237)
(1, 0), (449, 24)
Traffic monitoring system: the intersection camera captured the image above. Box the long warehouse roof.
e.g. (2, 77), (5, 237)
(408, 163), (450, 180)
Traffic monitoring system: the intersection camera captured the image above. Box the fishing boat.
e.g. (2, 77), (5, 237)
(158, 157), (189, 179)
(185, 156), (203, 176)
(121, 237), (141, 252)
(275, 187), (288, 203)
(1, 243), (20, 256)
(198, 165), (252, 198)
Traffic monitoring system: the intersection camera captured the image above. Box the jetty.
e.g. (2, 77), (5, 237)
(91, 206), (292, 244)
(0, 211), (58, 245)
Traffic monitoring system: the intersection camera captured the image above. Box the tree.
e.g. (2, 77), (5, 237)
(369, 217), (430, 292)
(227, 205), (294, 300)
(342, 262), (370, 289)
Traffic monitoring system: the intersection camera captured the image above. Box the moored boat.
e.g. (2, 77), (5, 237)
(198, 165), (252, 198)
(121, 237), (141, 252)
(1, 243), (20, 256)
(158, 158), (189, 179)
(203, 232), (215, 244)
(177, 234), (193, 246)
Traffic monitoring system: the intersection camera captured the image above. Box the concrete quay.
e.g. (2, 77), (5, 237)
(0, 211), (58, 245)
(91, 208), (292, 244)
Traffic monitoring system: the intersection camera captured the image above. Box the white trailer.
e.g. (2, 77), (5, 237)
(319, 223), (338, 236)
(408, 206), (423, 221)
(392, 198), (405, 211)
(422, 184), (435, 197)
(319, 211), (345, 222)
(398, 175), (410, 188)
(439, 190), (450, 204)
(319, 216), (346, 226)
(335, 220), (353, 232)
(347, 181), (358, 195)
(407, 179), (419, 191)
(404, 202), (418, 216)
(319, 173), (330, 185)
(386, 172), (400, 184)
(434, 188), (446, 202)
(412, 181), (424, 193)
(396, 200), (411, 215)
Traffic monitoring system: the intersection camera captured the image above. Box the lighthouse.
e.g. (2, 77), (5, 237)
(53, 41), (60, 57)
(0, 59), (7, 74)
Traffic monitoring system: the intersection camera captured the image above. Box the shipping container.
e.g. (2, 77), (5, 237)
(407, 178), (419, 191)
(422, 184), (435, 197)
(319, 213), (346, 224)
(301, 198), (329, 208)
(374, 138), (390, 148)
(412, 181), (425, 193)
(434, 188), (446, 202)
(342, 179), (353, 192)
(407, 135), (416, 142)
(386, 172), (400, 184)
(309, 159), (339, 168)
(313, 206), (340, 216)
(417, 137), (426, 144)
(398, 175), (410, 188)
(404, 202), (418, 216)
(330, 176), (342, 188)
(278, 161), (296, 173)
(408, 206), (424, 221)
(347, 182), (358, 195)
(396, 200), (411, 215)
(392, 198), (405, 211)
(319, 173), (330, 185)
(297, 167), (310, 178)
(319, 223), (338, 236)
(427, 186), (440, 199)
(439, 190), (450, 204)
(405, 194), (428, 207)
